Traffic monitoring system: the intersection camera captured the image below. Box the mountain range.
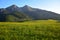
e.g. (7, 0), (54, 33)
(0, 5), (60, 22)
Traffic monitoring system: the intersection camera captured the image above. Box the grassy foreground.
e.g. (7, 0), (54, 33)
(0, 20), (60, 40)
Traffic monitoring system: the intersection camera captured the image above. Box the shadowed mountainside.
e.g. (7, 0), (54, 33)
(0, 5), (60, 22)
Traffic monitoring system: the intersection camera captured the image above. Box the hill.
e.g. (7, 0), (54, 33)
(0, 9), (30, 22)
(20, 5), (60, 20)
(0, 5), (60, 22)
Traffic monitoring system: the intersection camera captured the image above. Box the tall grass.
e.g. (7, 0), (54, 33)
(0, 20), (60, 40)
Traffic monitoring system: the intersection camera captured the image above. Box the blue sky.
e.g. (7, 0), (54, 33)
(0, 0), (60, 14)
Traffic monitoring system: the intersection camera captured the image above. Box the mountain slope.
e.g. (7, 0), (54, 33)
(0, 9), (30, 22)
(0, 5), (60, 22)
(20, 5), (60, 20)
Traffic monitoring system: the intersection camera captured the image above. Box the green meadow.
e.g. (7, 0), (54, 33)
(0, 20), (60, 40)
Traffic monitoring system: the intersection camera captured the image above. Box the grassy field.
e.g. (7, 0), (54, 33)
(0, 20), (60, 40)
